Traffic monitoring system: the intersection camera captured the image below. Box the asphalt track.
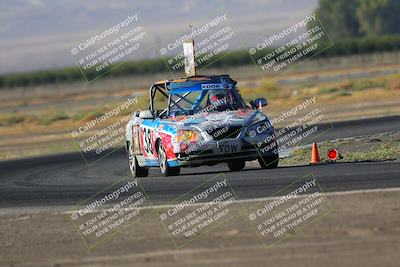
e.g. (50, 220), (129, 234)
(0, 115), (399, 211)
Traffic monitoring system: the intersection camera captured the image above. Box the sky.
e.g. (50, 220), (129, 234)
(0, 0), (317, 74)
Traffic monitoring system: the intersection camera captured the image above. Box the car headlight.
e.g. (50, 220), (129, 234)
(251, 113), (267, 125)
(247, 120), (273, 138)
(177, 130), (202, 142)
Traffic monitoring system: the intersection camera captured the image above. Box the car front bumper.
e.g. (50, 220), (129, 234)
(171, 143), (278, 167)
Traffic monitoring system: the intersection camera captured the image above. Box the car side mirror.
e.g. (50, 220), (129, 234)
(139, 110), (154, 119)
(254, 97), (268, 107)
(132, 110), (140, 117)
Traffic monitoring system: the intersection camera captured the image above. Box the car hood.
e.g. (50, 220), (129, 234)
(160, 109), (267, 131)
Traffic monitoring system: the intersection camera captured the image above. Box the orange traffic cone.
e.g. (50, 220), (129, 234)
(310, 142), (320, 164)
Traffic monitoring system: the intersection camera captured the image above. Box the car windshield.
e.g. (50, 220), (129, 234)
(168, 88), (247, 116)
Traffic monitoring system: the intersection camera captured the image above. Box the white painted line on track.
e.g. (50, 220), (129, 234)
(2, 187), (399, 216)
(62, 186), (400, 215)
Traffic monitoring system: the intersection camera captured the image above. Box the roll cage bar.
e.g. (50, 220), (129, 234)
(149, 80), (169, 115)
(148, 75), (242, 118)
(149, 82), (196, 118)
(148, 77), (192, 116)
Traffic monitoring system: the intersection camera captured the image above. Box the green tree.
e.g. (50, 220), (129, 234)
(315, 0), (361, 38)
(356, 0), (400, 36)
(314, 0), (400, 38)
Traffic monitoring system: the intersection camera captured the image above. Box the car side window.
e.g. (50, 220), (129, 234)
(153, 89), (168, 114)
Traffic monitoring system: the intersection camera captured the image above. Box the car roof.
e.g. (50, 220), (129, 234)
(153, 75), (237, 92)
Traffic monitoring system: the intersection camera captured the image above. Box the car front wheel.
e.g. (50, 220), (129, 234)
(158, 142), (180, 177)
(227, 160), (246, 171)
(258, 154), (279, 169)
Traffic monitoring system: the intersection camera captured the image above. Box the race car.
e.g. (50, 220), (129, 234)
(125, 74), (279, 177)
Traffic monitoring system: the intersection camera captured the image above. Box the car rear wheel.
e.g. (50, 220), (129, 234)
(258, 154), (279, 169)
(227, 160), (246, 171)
(158, 142), (180, 177)
(128, 143), (148, 177)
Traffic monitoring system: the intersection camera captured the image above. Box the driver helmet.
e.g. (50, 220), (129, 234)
(208, 90), (233, 108)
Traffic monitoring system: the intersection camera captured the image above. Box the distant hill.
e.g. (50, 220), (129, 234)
(0, 0), (317, 74)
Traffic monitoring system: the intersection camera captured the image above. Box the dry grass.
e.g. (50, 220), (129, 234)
(280, 132), (400, 166)
(1, 59), (400, 160)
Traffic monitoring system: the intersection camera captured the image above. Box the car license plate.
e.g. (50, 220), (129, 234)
(216, 140), (241, 153)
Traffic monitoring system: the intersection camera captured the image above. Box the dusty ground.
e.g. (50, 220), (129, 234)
(1, 53), (400, 160)
(1, 189), (400, 267)
(280, 132), (400, 166)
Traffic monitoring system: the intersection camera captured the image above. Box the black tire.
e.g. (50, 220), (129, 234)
(128, 142), (148, 177)
(227, 160), (246, 171)
(258, 154), (279, 169)
(157, 142), (180, 177)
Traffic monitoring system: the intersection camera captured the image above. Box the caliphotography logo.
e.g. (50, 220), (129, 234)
(1, 0), (400, 266)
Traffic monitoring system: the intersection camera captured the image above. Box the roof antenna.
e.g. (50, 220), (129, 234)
(183, 25), (196, 77)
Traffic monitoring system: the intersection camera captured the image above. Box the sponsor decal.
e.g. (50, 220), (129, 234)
(201, 83), (233, 90)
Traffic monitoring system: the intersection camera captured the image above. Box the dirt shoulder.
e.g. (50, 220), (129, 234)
(1, 189), (400, 267)
(1, 63), (400, 160)
(279, 131), (400, 166)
